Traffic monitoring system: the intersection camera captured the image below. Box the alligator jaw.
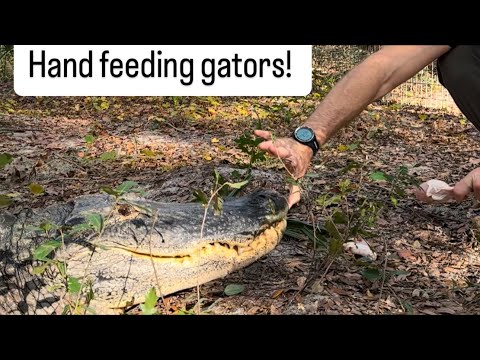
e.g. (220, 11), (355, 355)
(63, 218), (287, 311)
(108, 219), (287, 264)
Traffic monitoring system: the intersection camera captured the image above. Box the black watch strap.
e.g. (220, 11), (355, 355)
(307, 139), (320, 156)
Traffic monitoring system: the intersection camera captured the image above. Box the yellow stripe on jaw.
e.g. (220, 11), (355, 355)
(100, 219), (287, 264)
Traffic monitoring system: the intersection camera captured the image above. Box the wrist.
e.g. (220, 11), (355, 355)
(303, 124), (327, 146)
(297, 141), (314, 160)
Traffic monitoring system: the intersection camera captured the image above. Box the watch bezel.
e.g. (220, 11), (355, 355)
(294, 126), (315, 143)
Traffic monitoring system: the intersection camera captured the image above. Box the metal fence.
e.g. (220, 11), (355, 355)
(312, 45), (461, 114)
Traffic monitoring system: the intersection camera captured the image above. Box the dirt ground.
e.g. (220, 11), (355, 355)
(1, 81), (480, 315)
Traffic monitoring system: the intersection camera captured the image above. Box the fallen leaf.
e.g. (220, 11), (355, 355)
(211, 138), (220, 144)
(285, 259), (306, 271)
(413, 240), (422, 249)
(141, 149), (155, 157)
(28, 183), (44, 195)
(247, 306), (260, 315)
(296, 276), (307, 288)
(224, 284), (245, 296)
(377, 218), (389, 226)
(0, 195), (13, 207)
(362, 268), (382, 282)
(310, 280), (324, 294)
(99, 151), (116, 161)
(398, 249), (416, 261)
(330, 286), (349, 296)
(270, 305), (281, 315)
(126, 142), (135, 154)
(271, 289), (285, 299)
(0, 153), (13, 169)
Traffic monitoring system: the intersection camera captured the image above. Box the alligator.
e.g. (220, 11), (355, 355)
(0, 189), (288, 315)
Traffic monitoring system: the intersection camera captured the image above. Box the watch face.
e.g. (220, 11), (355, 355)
(295, 127), (315, 142)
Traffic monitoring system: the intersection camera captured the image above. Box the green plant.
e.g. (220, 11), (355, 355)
(0, 153), (13, 169)
(285, 218), (328, 249)
(139, 288), (158, 315)
(234, 132), (267, 168)
(101, 180), (145, 199)
(193, 169), (249, 217)
(87, 96), (110, 111)
(315, 178), (383, 258)
(286, 162), (418, 264)
(359, 263), (410, 283)
(224, 284), (245, 296)
(368, 166), (419, 206)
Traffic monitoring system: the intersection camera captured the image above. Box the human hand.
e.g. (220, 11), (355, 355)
(453, 168), (480, 202)
(414, 179), (454, 203)
(254, 130), (313, 208)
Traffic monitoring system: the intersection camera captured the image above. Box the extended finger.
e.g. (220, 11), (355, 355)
(259, 142), (291, 159)
(288, 184), (301, 209)
(254, 130), (272, 140)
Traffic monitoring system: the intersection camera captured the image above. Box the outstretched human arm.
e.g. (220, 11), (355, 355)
(255, 45), (451, 207)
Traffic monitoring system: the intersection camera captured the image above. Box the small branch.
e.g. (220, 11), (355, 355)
(147, 209), (166, 306)
(376, 238), (389, 314)
(165, 122), (187, 134)
(195, 283), (201, 315)
(388, 286), (406, 313)
(200, 183), (228, 240)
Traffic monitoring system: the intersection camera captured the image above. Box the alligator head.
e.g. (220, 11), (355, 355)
(0, 189), (288, 314)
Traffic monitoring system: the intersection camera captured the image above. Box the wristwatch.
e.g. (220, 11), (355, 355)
(292, 126), (320, 156)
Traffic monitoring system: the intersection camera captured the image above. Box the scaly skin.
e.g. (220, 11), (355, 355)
(0, 189), (288, 314)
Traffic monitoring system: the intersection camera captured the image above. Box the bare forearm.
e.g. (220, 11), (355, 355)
(305, 45), (451, 144)
(305, 57), (387, 144)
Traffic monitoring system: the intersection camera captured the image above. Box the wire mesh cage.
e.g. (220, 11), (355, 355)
(312, 45), (461, 114)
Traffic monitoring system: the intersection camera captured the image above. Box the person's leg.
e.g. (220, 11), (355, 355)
(437, 45), (480, 130)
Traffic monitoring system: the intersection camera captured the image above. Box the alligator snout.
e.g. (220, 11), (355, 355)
(247, 189), (289, 223)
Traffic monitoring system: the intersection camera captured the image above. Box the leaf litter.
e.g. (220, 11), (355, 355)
(1, 83), (480, 315)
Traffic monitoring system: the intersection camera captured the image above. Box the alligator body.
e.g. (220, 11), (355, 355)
(0, 189), (288, 314)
